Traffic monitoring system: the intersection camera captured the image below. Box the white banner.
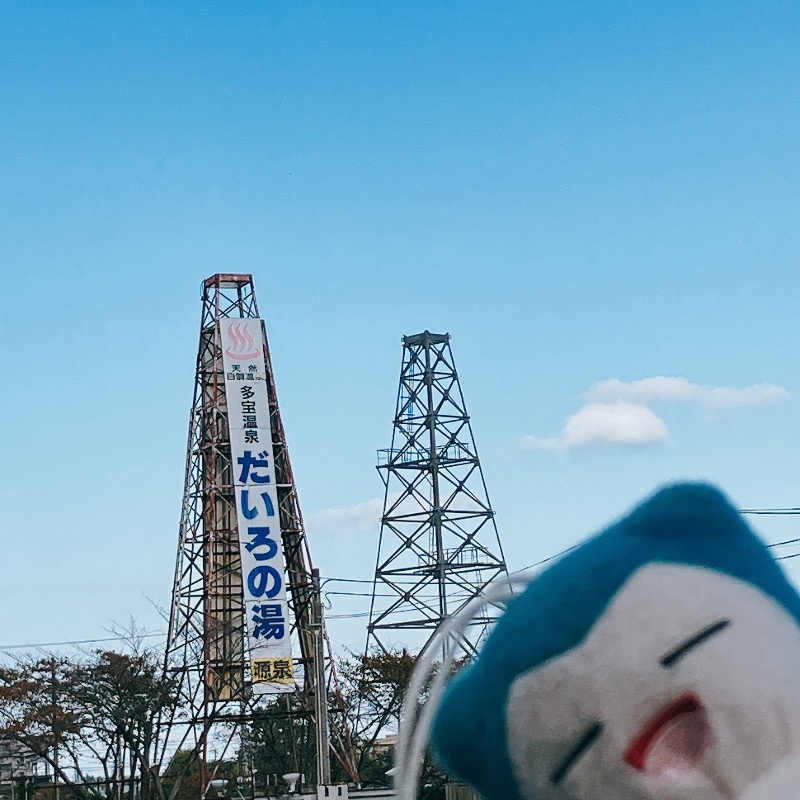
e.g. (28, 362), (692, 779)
(220, 318), (294, 694)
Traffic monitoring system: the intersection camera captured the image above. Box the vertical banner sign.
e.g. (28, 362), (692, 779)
(220, 318), (295, 694)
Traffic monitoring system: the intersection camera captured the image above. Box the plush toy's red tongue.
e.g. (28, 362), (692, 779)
(625, 694), (712, 775)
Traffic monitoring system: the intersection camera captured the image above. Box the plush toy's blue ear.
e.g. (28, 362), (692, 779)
(430, 482), (800, 800)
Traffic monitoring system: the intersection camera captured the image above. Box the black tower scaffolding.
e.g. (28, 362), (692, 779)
(366, 331), (509, 659)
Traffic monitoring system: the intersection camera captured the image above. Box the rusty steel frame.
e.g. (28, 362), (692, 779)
(366, 331), (509, 659)
(157, 274), (356, 797)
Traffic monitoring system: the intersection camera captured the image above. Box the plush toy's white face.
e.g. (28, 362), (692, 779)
(506, 564), (800, 800)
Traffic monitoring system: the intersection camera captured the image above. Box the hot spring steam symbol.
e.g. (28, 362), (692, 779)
(224, 322), (260, 360)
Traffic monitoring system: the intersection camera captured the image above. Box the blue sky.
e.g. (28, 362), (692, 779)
(1, 2), (800, 654)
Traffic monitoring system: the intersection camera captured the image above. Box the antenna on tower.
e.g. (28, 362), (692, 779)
(366, 331), (509, 659)
(157, 274), (357, 797)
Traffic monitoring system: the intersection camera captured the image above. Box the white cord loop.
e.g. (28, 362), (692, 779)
(394, 574), (535, 800)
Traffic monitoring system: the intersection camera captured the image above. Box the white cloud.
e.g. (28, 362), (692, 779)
(306, 496), (384, 535)
(586, 376), (788, 409)
(522, 376), (788, 452)
(522, 402), (668, 451)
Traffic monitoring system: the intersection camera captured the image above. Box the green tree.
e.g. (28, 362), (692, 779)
(72, 649), (180, 800)
(244, 695), (316, 795)
(332, 650), (450, 800)
(0, 650), (188, 800)
(0, 657), (87, 799)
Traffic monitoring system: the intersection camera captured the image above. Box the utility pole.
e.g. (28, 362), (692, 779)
(50, 658), (59, 800)
(312, 569), (331, 787)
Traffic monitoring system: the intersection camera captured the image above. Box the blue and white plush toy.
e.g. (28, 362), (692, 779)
(424, 483), (800, 800)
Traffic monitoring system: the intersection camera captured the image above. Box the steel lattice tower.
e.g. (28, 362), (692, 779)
(159, 274), (355, 797)
(366, 331), (509, 658)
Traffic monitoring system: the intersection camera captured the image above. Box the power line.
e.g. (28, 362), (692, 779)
(514, 544), (582, 574)
(508, 526), (800, 575)
(769, 537), (800, 548)
(0, 632), (165, 651)
(742, 508), (800, 515)
(5, 527), (800, 651)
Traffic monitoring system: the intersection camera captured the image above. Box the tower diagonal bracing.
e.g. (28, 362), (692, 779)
(367, 331), (509, 659)
(158, 274), (356, 798)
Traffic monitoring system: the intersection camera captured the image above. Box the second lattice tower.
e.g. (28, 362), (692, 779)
(367, 331), (509, 658)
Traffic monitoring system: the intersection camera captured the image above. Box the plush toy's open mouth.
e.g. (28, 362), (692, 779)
(624, 693), (712, 775)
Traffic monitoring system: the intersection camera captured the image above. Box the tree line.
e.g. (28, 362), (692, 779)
(0, 647), (449, 800)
